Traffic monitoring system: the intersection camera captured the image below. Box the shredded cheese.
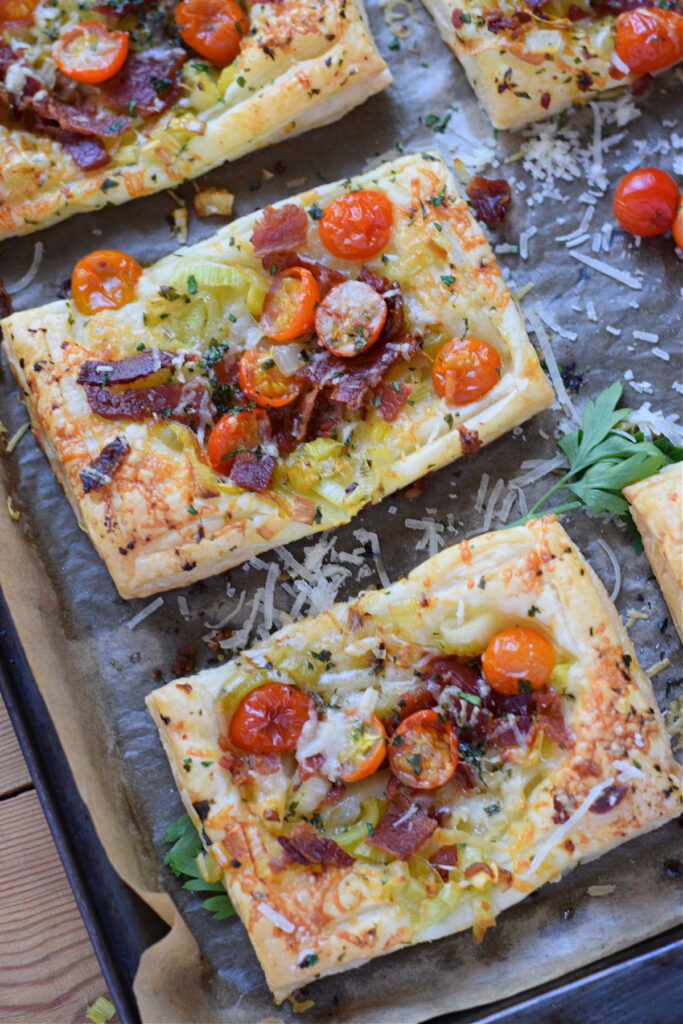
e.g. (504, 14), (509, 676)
(528, 777), (615, 875)
(257, 902), (295, 933)
(595, 539), (621, 603)
(127, 597), (164, 629)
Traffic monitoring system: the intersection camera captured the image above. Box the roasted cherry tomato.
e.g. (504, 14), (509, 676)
(0, 0), (39, 25)
(482, 627), (555, 697)
(238, 347), (301, 408)
(259, 267), (320, 342)
(432, 337), (501, 405)
(388, 709), (459, 790)
(53, 22), (129, 84)
(175, 0), (248, 65)
(71, 249), (142, 315)
(339, 713), (387, 782)
(315, 280), (387, 357)
(673, 195), (683, 249)
(206, 408), (271, 474)
(613, 168), (680, 237)
(319, 190), (394, 260)
(229, 683), (313, 754)
(615, 9), (683, 77)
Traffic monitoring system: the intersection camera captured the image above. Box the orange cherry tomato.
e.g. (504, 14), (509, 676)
(229, 683), (314, 754)
(482, 627), (555, 697)
(0, 0), (39, 25)
(71, 249), (142, 315)
(613, 168), (680, 237)
(53, 22), (129, 84)
(339, 713), (387, 782)
(259, 267), (321, 342)
(315, 280), (387, 357)
(318, 190), (394, 260)
(432, 337), (501, 405)
(206, 408), (271, 474)
(388, 709), (459, 790)
(238, 347), (301, 408)
(673, 195), (683, 249)
(615, 9), (683, 77)
(175, 0), (249, 65)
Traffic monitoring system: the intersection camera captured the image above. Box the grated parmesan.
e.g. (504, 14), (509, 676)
(595, 539), (621, 602)
(474, 473), (490, 514)
(127, 597), (164, 630)
(569, 252), (643, 291)
(645, 657), (670, 678)
(257, 902), (295, 933)
(528, 776), (615, 875)
(482, 479), (504, 532)
(526, 311), (579, 424)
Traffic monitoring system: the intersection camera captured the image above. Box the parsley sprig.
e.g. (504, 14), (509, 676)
(164, 813), (235, 920)
(514, 381), (682, 548)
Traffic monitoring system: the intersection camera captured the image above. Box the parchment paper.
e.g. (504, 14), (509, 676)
(0, 5), (681, 1020)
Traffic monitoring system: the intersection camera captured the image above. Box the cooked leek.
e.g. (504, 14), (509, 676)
(437, 610), (500, 656)
(196, 849), (223, 883)
(328, 798), (384, 852)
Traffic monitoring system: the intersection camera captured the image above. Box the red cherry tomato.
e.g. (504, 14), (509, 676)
(229, 683), (313, 754)
(672, 194), (683, 249)
(206, 408), (271, 474)
(615, 9), (683, 77)
(388, 709), (459, 790)
(53, 22), (129, 84)
(259, 267), (321, 342)
(339, 713), (388, 782)
(613, 168), (680, 237)
(71, 249), (142, 315)
(432, 338), (501, 405)
(0, 0), (39, 25)
(238, 348), (301, 408)
(315, 279), (387, 357)
(175, 0), (248, 65)
(481, 627), (555, 697)
(319, 190), (394, 260)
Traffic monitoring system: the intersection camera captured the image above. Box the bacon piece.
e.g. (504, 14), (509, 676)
(357, 267), (405, 341)
(230, 452), (275, 492)
(278, 822), (354, 867)
(568, 3), (589, 16)
(464, 861), (494, 879)
(534, 692), (574, 748)
(451, 7), (464, 26)
(590, 784), (628, 814)
(31, 93), (130, 138)
(377, 379), (412, 422)
(381, 683), (443, 737)
(101, 50), (187, 119)
(298, 753), (325, 781)
(466, 176), (511, 225)
(309, 334), (421, 411)
(267, 253), (347, 297)
(79, 436), (130, 494)
(251, 204), (309, 261)
(458, 425), (481, 458)
(366, 788), (437, 859)
(484, 8), (531, 34)
(428, 844), (459, 882)
(589, 0), (660, 12)
(84, 379), (213, 426)
(219, 749), (281, 787)
(78, 348), (176, 386)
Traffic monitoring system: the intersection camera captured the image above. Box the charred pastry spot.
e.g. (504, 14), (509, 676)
(193, 799), (210, 820)
(127, 540), (135, 550)
(577, 70), (593, 92)
(230, 858), (241, 868)
(182, 561), (197, 571)
(118, 546), (128, 556)
(160, 714), (171, 724)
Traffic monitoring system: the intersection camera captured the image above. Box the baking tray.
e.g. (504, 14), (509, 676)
(1, 580), (681, 1022)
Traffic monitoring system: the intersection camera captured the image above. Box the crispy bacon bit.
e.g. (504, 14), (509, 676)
(541, 92), (551, 110)
(458, 425), (482, 457)
(589, 784), (628, 814)
(78, 348), (176, 386)
(219, 749), (280, 787)
(302, 334), (422, 411)
(101, 50), (187, 119)
(84, 379), (214, 426)
(229, 452), (275, 492)
(268, 253), (347, 297)
(485, 8), (531, 34)
(498, 867), (513, 887)
(171, 644), (196, 677)
(452, 7), (464, 26)
(633, 73), (653, 96)
(366, 788), (437, 859)
(568, 3), (589, 17)
(534, 692), (575, 748)
(278, 822), (354, 867)
(466, 176), (511, 225)
(299, 753), (325, 781)
(251, 204), (309, 261)
(464, 861), (494, 879)
(552, 795), (569, 824)
(31, 93), (130, 138)
(321, 781), (344, 806)
(429, 844), (459, 882)
(56, 133), (111, 171)
(357, 267), (405, 341)
(377, 379), (412, 422)
(577, 70), (593, 92)
(79, 436), (130, 494)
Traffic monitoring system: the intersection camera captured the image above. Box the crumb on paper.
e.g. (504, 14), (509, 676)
(194, 188), (235, 219)
(169, 202), (188, 244)
(7, 495), (20, 520)
(289, 993), (315, 1014)
(645, 658), (671, 678)
(623, 607), (649, 629)
(5, 421), (29, 453)
(587, 884), (616, 897)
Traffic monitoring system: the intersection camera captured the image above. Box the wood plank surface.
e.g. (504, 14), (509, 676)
(0, 788), (107, 1023)
(0, 697), (31, 796)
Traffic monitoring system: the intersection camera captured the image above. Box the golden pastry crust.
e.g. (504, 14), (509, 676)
(1, 152), (552, 599)
(624, 463), (683, 643)
(0, 0), (391, 239)
(146, 516), (681, 1002)
(419, 0), (683, 129)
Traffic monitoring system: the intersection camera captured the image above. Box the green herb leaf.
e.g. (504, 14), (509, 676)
(164, 813), (235, 920)
(86, 996), (116, 1024)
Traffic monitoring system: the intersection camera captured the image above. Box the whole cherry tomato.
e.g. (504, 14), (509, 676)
(388, 709), (459, 790)
(613, 168), (680, 237)
(315, 280), (387, 357)
(672, 194), (683, 249)
(338, 713), (387, 782)
(53, 22), (129, 84)
(238, 348), (301, 408)
(229, 683), (313, 754)
(0, 0), (39, 25)
(175, 0), (248, 65)
(482, 627), (555, 697)
(432, 337), (502, 405)
(259, 267), (320, 342)
(319, 190), (394, 260)
(71, 249), (142, 315)
(206, 408), (271, 474)
(615, 9), (683, 77)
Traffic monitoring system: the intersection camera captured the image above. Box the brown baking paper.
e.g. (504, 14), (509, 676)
(1, 7), (681, 1020)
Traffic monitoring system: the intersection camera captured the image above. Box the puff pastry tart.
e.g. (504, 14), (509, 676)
(147, 515), (682, 1002)
(419, 0), (683, 128)
(1, 152), (552, 599)
(624, 463), (683, 644)
(0, 0), (390, 239)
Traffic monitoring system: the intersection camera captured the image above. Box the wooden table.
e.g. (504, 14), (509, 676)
(0, 696), (110, 1024)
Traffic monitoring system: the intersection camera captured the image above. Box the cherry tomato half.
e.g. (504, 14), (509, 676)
(0, 0), (39, 25)
(673, 195), (683, 250)
(318, 189), (394, 260)
(315, 280), (387, 357)
(615, 9), (683, 77)
(339, 713), (387, 782)
(175, 0), (249, 65)
(432, 337), (501, 405)
(229, 683), (313, 754)
(388, 709), (459, 790)
(71, 249), (142, 315)
(259, 267), (321, 342)
(613, 168), (680, 237)
(481, 627), (555, 697)
(238, 347), (301, 408)
(53, 22), (129, 84)
(206, 408), (271, 474)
